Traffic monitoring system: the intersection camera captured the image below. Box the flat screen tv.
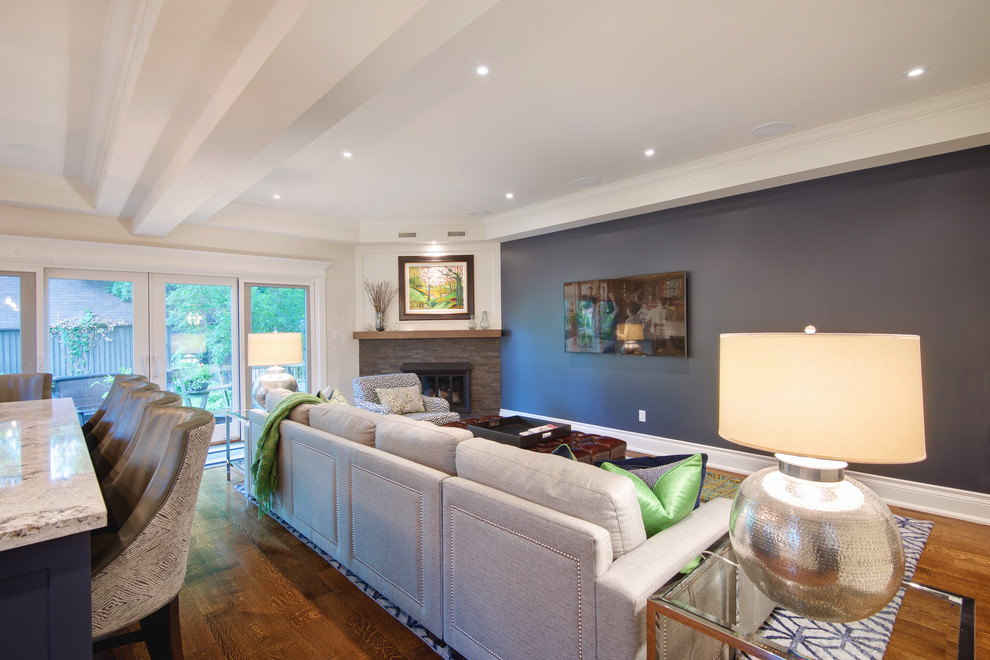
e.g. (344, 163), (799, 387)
(564, 271), (686, 357)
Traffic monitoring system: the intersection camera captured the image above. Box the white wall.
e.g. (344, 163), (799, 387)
(354, 243), (501, 331)
(321, 244), (359, 396)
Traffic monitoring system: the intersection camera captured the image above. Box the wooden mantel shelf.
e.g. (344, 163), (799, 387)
(353, 329), (503, 339)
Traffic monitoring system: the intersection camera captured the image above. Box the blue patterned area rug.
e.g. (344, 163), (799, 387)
(234, 484), (451, 658)
(742, 514), (933, 660)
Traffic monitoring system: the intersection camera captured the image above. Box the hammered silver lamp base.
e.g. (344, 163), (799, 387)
(728, 455), (905, 622)
(252, 366), (297, 409)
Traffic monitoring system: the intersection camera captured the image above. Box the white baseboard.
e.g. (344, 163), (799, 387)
(500, 409), (990, 526)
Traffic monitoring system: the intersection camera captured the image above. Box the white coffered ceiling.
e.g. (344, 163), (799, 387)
(2, 0), (989, 246)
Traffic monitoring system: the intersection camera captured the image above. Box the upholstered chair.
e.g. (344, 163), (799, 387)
(91, 405), (215, 659)
(85, 377), (158, 451)
(52, 373), (114, 423)
(352, 373), (460, 425)
(0, 372), (52, 402)
(82, 374), (148, 438)
(91, 389), (183, 484)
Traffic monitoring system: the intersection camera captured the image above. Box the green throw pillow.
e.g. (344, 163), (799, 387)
(551, 443), (577, 460)
(601, 454), (704, 537)
(375, 385), (425, 414)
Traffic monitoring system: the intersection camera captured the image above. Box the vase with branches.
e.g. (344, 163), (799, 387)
(364, 279), (397, 331)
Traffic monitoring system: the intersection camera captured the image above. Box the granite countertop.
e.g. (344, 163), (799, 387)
(0, 398), (107, 552)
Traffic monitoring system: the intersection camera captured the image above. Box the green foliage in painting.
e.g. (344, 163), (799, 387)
(407, 265), (465, 311)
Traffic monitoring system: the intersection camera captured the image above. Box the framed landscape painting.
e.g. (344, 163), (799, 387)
(399, 255), (474, 320)
(564, 271), (687, 357)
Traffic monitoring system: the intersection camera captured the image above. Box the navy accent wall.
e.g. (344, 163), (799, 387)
(501, 146), (990, 494)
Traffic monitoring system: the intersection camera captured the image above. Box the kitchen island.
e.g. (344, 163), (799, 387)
(1, 397), (107, 658)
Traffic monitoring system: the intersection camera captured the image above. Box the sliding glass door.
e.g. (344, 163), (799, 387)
(0, 271), (36, 374)
(45, 270), (149, 419)
(41, 270), (308, 417)
(149, 274), (239, 415)
(243, 283), (310, 408)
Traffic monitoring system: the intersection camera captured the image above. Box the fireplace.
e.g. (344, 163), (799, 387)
(401, 362), (471, 414)
(356, 332), (500, 416)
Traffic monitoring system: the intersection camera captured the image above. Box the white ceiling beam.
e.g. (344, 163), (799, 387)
(128, 0), (499, 237)
(89, 0), (312, 221)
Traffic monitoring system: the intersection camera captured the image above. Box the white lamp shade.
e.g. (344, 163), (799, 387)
(247, 332), (303, 367)
(719, 333), (925, 463)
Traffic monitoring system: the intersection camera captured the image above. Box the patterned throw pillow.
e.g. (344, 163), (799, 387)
(375, 385), (425, 414)
(316, 385), (351, 406)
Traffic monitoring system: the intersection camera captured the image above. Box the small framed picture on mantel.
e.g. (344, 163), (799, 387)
(398, 254), (475, 321)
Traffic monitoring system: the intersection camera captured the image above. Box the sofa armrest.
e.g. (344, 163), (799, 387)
(422, 395), (451, 412)
(596, 497), (732, 660)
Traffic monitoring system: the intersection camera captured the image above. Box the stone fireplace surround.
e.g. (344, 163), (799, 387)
(354, 330), (501, 417)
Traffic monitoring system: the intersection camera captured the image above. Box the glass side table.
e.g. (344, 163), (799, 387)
(647, 534), (975, 660)
(222, 410), (250, 481)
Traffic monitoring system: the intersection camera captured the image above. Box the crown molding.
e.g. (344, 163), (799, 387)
(0, 232), (330, 279)
(484, 83), (990, 242)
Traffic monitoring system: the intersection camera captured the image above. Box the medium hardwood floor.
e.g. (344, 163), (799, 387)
(95, 466), (439, 660)
(95, 467), (987, 659)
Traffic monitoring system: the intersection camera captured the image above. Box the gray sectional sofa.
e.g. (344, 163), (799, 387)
(245, 391), (731, 660)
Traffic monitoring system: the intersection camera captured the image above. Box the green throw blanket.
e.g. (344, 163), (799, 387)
(250, 392), (323, 517)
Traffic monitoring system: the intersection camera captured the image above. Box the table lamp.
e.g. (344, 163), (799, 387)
(718, 329), (925, 622)
(248, 332), (303, 408)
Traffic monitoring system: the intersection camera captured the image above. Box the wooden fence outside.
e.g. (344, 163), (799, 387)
(0, 326), (134, 378)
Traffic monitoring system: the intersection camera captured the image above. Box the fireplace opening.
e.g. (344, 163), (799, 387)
(400, 362), (471, 414)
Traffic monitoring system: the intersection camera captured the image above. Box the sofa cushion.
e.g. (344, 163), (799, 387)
(375, 415), (472, 475)
(455, 438), (647, 558)
(309, 404), (379, 446)
(600, 454), (705, 537)
(265, 388), (292, 411)
(265, 388), (317, 424)
(375, 385), (425, 414)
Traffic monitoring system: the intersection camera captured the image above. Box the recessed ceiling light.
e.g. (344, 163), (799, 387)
(750, 121), (793, 138)
(573, 177), (601, 188)
(905, 67), (927, 78)
(272, 193), (281, 200)
(474, 65), (490, 76)
(644, 148), (656, 157)
(469, 210), (490, 217)
(341, 151), (355, 158)
(505, 192), (514, 200)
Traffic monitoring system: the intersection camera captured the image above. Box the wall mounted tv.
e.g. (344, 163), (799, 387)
(564, 271), (686, 357)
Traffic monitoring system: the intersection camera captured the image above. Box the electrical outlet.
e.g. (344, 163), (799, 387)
(331, 330), (340, 341)
(638, 409), (646, 422)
